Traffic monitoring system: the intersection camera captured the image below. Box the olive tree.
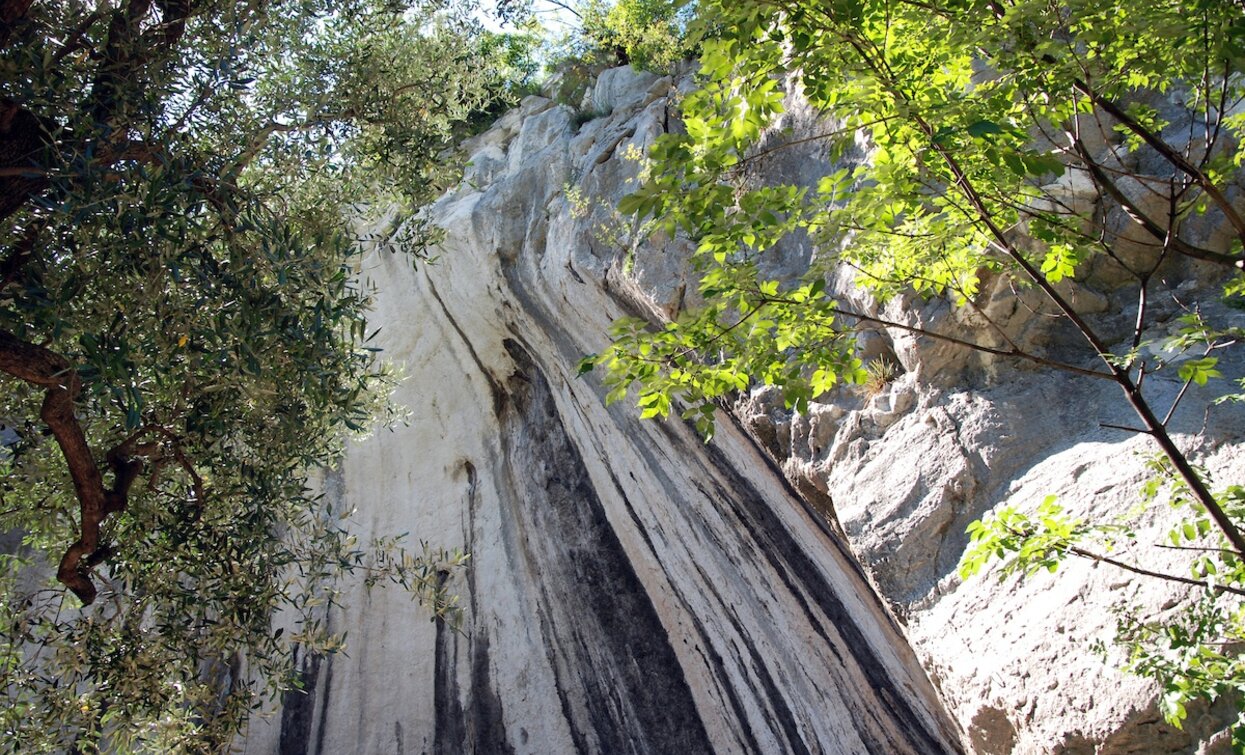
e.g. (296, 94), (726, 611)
(0, 0), (506, 749)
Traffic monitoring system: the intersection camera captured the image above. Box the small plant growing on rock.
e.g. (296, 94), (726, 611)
(859, 357), (900, 399)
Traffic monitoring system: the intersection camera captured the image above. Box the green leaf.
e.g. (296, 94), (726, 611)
(617, 192), (648, 217)
(967, 120), (1005, 139)
(1178, 357), (1222, 386)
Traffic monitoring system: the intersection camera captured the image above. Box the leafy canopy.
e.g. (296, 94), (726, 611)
(512, 0), (694, 75)
(0, 0), (509, 749)
(589, 0), (1245, 738)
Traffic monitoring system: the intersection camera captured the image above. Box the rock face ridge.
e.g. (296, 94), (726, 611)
(241, 67), (1245, 754)
(241, 67), (962, 754)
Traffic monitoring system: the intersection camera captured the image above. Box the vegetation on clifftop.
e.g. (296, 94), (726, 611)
(6, 0), (1245, 749)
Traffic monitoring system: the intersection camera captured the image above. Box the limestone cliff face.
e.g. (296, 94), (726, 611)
(242, 67), (1245, 754)
(240, 69), (962, 754)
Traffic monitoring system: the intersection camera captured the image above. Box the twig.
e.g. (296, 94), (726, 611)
(1069, 545), (1245, 597)
(1157, 543), (1243, 557)
(1100, 422), (1150, 434)
(757, 291), (1116, 381)
(1070, 136), (1242, 267)
(1074, 78), (1245, 252)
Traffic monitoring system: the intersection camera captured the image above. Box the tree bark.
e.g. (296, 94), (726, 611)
(0, 330), (146, 604)
(0, 1), (204, 603)
(0, 0), (32, 46)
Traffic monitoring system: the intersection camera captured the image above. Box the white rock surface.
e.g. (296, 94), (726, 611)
(243, 66), (1245, 754)
(240, 69), (962, 755)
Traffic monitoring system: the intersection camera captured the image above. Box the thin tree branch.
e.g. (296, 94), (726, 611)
(1070, 135), (1243, 267)
(733, 117), (895, 169)
(146, 425), (204, 505)
(228, 112), (355, 175)
(1164, 375), (1197, 428)
(756, 292), (1117, 381)
(541, 0), (582, 21)
(0, 166), (47, 177)
(1157, 543), (1243, 557)
(50, 10), (106, 67)
(1073, 78), (1245, 254)
(1100, 422), (1150, 434)
(1068, 545), (1245, 597)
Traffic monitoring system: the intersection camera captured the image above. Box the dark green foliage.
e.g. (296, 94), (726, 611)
(0, 0), (495, 749)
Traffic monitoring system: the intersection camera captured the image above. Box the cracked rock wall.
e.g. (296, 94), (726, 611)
(725, 76), (1245, 755)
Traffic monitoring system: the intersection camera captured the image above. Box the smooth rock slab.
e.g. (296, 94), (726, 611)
(240, 67), (963, 755)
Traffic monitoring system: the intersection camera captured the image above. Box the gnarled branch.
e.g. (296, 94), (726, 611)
(0, 329), (152, 604)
